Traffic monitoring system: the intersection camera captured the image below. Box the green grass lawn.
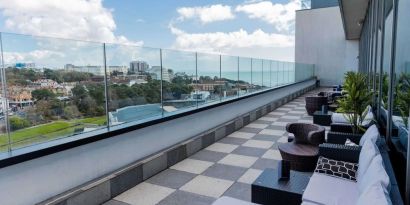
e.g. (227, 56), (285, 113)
(0, 116), (107, 151)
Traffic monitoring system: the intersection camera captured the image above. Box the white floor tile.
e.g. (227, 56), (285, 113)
(238, 168), (263, 184)
(259, 117), (278, 122)
(262, 149), (282, 160)
(242, 140), (274, 149)
(259, 129), (286, 136)
(246, 123), (269, 129)
(218, 154), (258, 168)
(205, 143), (238, 153)
(171, 159), (213, 174)
(270, 111), (286, 115)
(228, 132), (255, 139)
(277, 136), (288, 143)
(115, 182), (175, 205)
(180, 175), (234, 198)
(271, 121), (289, 127)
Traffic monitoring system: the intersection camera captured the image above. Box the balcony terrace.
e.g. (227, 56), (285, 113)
(102, 88), (324, 205)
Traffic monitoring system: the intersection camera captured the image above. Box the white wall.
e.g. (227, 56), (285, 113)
(295, 7), (359, 86)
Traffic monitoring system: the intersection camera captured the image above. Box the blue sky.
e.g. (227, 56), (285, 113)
(0, 0), (301, 65)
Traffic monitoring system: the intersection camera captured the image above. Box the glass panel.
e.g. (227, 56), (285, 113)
(0, 36), (8, 152)
(252, 59), (263, 91)
(221, 55), (239, 100)
(197, 53), (220, 106)
(105, 44), (161, 127)
(379, 6), (394, 136)
(238, 57), (252, 96)
(0, 33), (107, 150)
(263, 60), (271, 89)
(161, 49), (196, 114)
(289, 63), (295, 83)
(392, 0), (410, 140)
(272, 61), (279, 87)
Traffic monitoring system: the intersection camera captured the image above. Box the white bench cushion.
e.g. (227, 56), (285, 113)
(303, 173), (359, 205)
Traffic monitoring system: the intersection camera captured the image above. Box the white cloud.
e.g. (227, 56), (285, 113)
(169, 25), (294, 56)
(177, 4), (235, 24)
(236, 0), (301, 32)
(0, 0), (142, 46)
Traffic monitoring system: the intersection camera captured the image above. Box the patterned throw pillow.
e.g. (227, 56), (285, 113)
(345, 138), (359, 146)
(315, 156), (358, 181)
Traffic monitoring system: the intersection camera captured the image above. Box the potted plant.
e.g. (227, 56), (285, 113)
(337, 72), (373, 134)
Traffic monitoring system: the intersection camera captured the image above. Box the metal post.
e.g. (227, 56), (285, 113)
(195, 52), (198, 108)
(102, 43), (110, 130)
(250, 58), (253, 92)
(219, 54), (222, 101)
(160, 49), (164, 116)
(372, 0), (380, 107)
(270, 60), (272, 87)
(369, 0), (375, 90)
(377, 0), (386, 121)
(261, 60), (264, 88)
(0, 33), (11, 152)
(237, 56), (240, 97)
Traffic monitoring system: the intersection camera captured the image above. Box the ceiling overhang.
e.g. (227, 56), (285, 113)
(339, 0), (370, 40)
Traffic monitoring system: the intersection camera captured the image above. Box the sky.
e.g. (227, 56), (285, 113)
(0, 0), (303, 67)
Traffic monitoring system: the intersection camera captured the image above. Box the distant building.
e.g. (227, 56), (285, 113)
(14, 62), (36, 69)
(129, 61), (149, 73)
(148, 66), (172, 82)
(64, 64), (127, 76)
(65, 64), (105, 76)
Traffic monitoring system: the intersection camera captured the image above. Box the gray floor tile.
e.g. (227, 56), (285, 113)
(253, 120), (272, 125)
(202, 163), (247, 181)
(239, 127), (262, 134)
(103, 200), (131, 205)
(146, 169), (196, 189)
(265, 125), (286, 130)
(252, 158), (279, 170)
(190, 150), (228, 163)
(158, 190), (215, 205)
(276, 118), (298, 122)
(232, 146), (267, 157)
(218, 137), (248, 145)
(223, 182), (252, 202)
(253, 134), (281, 142)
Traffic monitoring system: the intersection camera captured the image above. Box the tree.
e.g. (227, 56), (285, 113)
(32, 89), (55, 100)
(9, 116), (31, 131)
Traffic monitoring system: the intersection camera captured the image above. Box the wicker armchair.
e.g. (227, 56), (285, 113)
(305, 96), (328, 115)
(286, 123), (325, 145)
(278, 123), (325, 172)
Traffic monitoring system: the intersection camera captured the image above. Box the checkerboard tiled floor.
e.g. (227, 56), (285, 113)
(104, 89), (330, 205)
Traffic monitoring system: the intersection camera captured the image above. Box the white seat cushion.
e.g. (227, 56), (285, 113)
(357, 139), (379, 181)
(331, 106), (373, 126)
(212, 196), (257, 205)
(358, 154), (390, 193)
(359, 124), (379, 146)
(301, 201), (321, 205)
(362, 109), (374, 127)
(303, 173), (359, 205)
(357, 182), (392, 205)
(331, 113), (351, 124)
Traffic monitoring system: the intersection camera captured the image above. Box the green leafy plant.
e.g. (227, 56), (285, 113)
(395, 73), (410, 125)
(337, 72), (373, 134)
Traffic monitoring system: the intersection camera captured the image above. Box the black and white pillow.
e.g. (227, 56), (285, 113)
(345, 138), (359, 146)
(315, 156), (358, 181)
